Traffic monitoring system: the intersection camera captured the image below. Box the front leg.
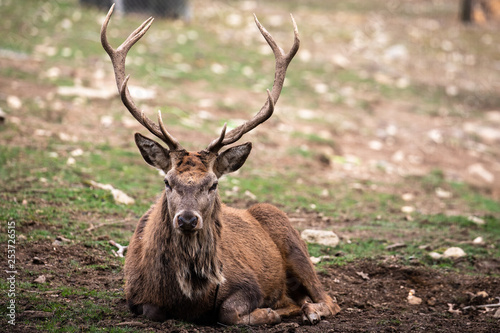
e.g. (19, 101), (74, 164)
(218, 290), (281, 325)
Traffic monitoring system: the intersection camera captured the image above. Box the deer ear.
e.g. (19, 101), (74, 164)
(214, 142), (252, 178)
(134, 133), (172, 171)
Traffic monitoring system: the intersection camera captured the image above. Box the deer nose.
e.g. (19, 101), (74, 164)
(177, 212), (199, 231)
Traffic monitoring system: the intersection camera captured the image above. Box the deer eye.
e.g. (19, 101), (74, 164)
(164, 179), (172, 190)
(209, 182), (218, 192)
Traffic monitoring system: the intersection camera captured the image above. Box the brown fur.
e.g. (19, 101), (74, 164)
(124, 151), (340, 325)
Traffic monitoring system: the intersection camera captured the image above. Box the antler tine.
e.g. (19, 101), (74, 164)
(206, 123), (228, 153)
(157, 111), (182, 151)
(101, 4), (184, 151)
(206, 15), (299, 154)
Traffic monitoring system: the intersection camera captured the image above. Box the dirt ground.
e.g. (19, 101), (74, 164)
(2, 0), (500, 332)
(7, 240), (500, 332)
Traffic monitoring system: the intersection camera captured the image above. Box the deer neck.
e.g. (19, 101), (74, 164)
(152, 192), (225, 299)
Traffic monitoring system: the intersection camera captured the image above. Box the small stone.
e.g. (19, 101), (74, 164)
(442, 247), (466, 259)
(435, 187), (452, 198)
(310, 256), (322, 264)
(401, 206), (415, 213)
(34, 275), (46, 284)
(7, 95), (22, 110)
(468, 216), (485, 225)
(100, 115), (113, 128)
(408, 295), (422, 305)
(32, 257), (45, 265)
(70, 148), (84, 157)
(368, 140), (383, 151)
(468, 163), (494, 184)
(472, 236), (484, 244)
(301, 229), (340, 247)
(244, 190), (257, 200)
(428, 252), (443, 260)
(402, 193), (414, 201)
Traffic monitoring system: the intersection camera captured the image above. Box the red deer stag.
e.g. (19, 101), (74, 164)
(101, 4), (340, 325)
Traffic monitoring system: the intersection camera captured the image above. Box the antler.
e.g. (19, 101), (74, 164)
(206, 14), (300, 154)
(101, 4), (183, 151)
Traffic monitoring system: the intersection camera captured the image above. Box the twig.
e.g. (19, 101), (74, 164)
(109, 240), (128, 257)
(463, 297), (500, 311)
(447, 303), (462, 315)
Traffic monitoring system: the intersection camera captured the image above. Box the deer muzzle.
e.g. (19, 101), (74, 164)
(174, 210), (203, 233)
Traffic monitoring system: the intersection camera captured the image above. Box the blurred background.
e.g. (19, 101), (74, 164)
(0, 0), (499, 331)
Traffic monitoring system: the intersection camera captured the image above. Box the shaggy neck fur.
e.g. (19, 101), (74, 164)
(159, 193), (225, 299)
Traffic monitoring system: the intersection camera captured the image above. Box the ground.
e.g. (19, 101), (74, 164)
(0, 0), (499, 332)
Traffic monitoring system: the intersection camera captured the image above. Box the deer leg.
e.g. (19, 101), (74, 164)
(218, 290), (281, 325)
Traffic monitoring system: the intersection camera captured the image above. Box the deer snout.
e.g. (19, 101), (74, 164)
(174, 211), (202, 232)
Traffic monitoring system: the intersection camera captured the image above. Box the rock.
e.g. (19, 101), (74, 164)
(70, 148), (83, 157)
(368, 140), (383, 151)
(88, 180), (135, 205)
(428, 252), (443, 260)
(402, 193), (414, 201)
(66, 157), (76, 166)
(408, 295), (422, 305)
(468, 216), (485, 225)
(244, 190), (257, 200)
(468, 163), (494, 184)
(7, 95), (22, 110)
(34, 275), (46, 284)
(472, 236), (484, 245)
(407, 289), (422, 305)
(435, 187), (452, 199)
(427, 129), (443, 144)
(442, 247), (466, 259)
(310, 256), (322, 264)
(401, 206), (415, 213)
(100, 115), (113, 128)
(301, 229), (340, 247)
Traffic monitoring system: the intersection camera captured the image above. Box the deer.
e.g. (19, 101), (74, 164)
(100, 4), (340, 326)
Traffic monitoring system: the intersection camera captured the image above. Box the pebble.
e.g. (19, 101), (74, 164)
(468, 216), (485, 225)
(442, 247), (466, 259)
(301, 229), (340, 247)
(34, 275), (46, 284)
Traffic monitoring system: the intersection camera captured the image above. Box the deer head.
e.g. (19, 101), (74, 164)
(101, 4), (299, 234)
